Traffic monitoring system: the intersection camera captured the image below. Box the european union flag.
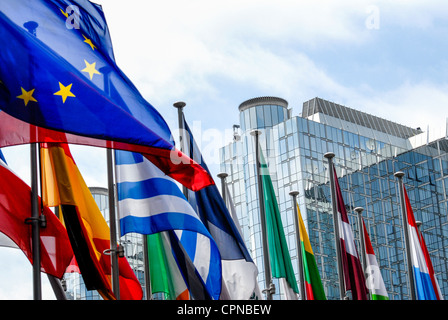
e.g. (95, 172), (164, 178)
(0, 0), (213, 191)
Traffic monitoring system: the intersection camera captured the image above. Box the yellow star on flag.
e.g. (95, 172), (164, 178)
(82, 34), (96, 51)
(54, 82), (76, 103)
(17, 87), (37, 106)
(82, 60), (101, 80)
(60, 8), (69, 18)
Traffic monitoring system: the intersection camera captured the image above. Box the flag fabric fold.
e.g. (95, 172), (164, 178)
(0, 0), (213, 191)
(0, 156), (73, 278)
(182, 117), (259, 300)
(361, 219), (389, 300)
(296, 204), (326, 300)
(41, 142), (143, 300)
(115, 149), (222, 300)
(258, 147), (299, 298)
(333, 166), (368, 300)
(403, 186), (442, 300)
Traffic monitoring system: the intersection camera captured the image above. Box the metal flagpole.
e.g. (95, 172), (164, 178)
(323, 152), (346, 300)
(289, 191), (306, 300)
(355, 207), (367, 272)
(173, 101), (188, 198)
(250, 129), (274, 300)
(106, 148), (121, 299)
(99, 63), (122, 299)
(355, 207), (369, 300)
(143, 235), (152, 300)
(394, 171), (416, 300)
(217, 172), (228, 205)
(23, 20), (42, 301)
(29, 142), (42, 300)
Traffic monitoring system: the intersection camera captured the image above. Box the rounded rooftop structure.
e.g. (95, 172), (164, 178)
(238, 96), (289, 132)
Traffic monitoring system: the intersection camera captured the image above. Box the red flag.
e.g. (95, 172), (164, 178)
(0, 159), (73, 278)
(333, 166), (368, 300)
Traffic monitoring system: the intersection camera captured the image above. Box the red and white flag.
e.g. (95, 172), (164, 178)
(333, 166), (368, 300)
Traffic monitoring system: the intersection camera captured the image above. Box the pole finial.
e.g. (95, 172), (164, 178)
(24, 21), (39, 35)
(217, 172), (228, 179)
(324, 152), (335, 159)
(354, 207), (364, 214)
(250, 129), (262, 136)
(289, 191), (299, 197)
(394, 171), (405, 178)
(173, 101), (186, 109)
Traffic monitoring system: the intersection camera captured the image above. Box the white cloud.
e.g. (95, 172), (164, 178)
(0, 248), (55, 300)
(352, 81), (448, 131)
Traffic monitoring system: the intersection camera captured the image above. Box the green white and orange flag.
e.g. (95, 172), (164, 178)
(147, 232), (190, 300)
(296, 204), (327, 300)
(362, 219), (389, 300)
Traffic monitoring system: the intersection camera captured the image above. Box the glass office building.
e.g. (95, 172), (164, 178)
(219, 96), (448, 300)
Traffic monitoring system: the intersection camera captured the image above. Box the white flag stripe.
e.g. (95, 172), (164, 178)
(366, 254), (388, 297)
(193, 233), (212, 284)
(118, 195), (198, 219)
(116, 159), (168, 183)
(341, 221), (358, 257)
(409, 226), (430, 273)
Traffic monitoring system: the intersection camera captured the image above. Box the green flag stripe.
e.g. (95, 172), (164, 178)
(302, 243), (326, 300)
(147, 233), (175, 299)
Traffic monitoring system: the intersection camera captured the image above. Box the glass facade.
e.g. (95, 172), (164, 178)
(220, 96), (448, 300)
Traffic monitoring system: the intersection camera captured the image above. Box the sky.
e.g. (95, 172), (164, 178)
(1, 0), (448, 299)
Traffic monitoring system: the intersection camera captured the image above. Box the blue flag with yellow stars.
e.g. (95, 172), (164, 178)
(0, 0), (213, 191)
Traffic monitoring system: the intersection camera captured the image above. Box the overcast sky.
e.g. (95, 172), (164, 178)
(1, 0), (448, 299)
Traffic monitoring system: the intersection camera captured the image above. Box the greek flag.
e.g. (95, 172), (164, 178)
(115, 150), (222, 299)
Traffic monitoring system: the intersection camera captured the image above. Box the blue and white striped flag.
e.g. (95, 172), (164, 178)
(115, 150), (222, 300)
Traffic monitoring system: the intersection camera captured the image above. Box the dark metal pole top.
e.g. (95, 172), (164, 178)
(394, 171), (405, 178)
(217, 172), (228, 179)
(354, 207), (364, 215)
(250, 129), (262, 136)
(173, 101), (186, 109)
(289, 191), (300, 197)
(324, 152), (335, 159)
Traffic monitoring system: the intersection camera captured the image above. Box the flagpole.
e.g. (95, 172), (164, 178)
(394, 171), (416, 300)
(323, 152), (346, 300)
(143, 235), (152, 300)
(173, 101), (188, 198)
(289, 191), (306, 300)
(107, 148), (121, 299)
(217, 172), (228, 205)
(355, 207), (370, 300)
(250, 129), (274, 300)
(29, 142), (42, 300)
(23, 20), (42, 301)
(355, 207), (366, 272)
